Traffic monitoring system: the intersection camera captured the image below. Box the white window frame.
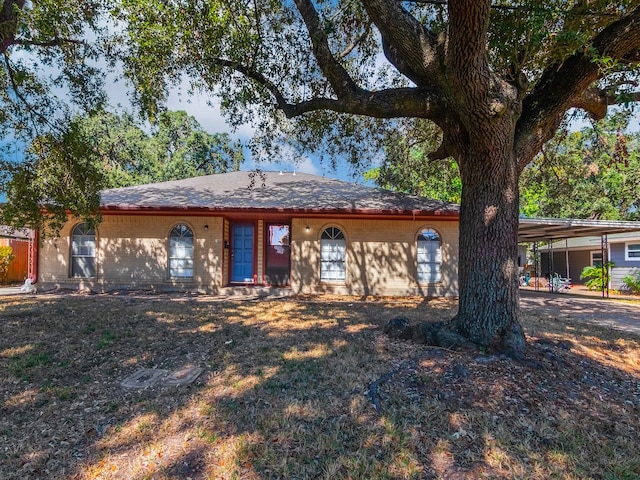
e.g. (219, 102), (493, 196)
(625, 242), (640, 261)
(71, 223), (96, 278)
(417, 228), (442, 284)
(320, 227), (346, 281)
(168, 224), (194, 278)
(590, 251), (603, 267)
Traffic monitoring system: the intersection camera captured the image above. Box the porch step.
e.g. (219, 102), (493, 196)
(219, 286), (293, 298)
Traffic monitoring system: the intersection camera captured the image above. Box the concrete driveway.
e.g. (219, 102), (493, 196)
(520, 290), (640, 336)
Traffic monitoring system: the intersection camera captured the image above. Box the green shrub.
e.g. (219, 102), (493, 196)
(0, 246), (15, 284)
(622, 272), (640, 294)
(580, 262), (614, 291)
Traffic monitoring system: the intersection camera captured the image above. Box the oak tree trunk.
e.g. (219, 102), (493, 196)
(453, 134), (526, 357)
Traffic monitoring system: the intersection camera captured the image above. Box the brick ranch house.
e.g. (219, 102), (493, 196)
(36, 171), (461, 296)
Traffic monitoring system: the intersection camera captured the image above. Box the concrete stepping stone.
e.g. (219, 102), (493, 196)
(120, 369), (169, 388)
(121, 366), (204, 388)
(164, 365), (204, 386)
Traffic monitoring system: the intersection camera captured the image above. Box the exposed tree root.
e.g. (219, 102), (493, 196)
(382, 317), (475, 349)
(369, 318), (544, 411)
(382, 316), (541, 369)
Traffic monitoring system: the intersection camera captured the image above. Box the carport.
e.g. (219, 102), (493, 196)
(518, 217), (640, 297)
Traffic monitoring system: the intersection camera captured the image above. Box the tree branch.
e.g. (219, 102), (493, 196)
(209, 56), (445, 119)
(3, 53), (38, 132)
(516, 5), (640, 171)
(337, 22), (372, 60)
(569, 87), (609, 120)
(0, 0), (26, 54)
(428, 139), (452, 161)
(568, 85), (640, 118)
(15, 37), (86, 48)
(293, 0), (359, 97)
(208, 57), (291, 112)
(362, 0), (442, 86)
(285, 87), (445, 118)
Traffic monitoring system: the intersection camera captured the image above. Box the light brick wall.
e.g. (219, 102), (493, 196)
(39, 214), (459, 296)
(290, 218), (459, 296)
(257, 220), (264, 283)
(38, 215), (225, 293)
(222, 219), (230, 283)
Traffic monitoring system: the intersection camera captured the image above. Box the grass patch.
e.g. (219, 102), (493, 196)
(0, 293), (638, 479)
(97, 329), (117, 349)
(8, 350), (52, 381)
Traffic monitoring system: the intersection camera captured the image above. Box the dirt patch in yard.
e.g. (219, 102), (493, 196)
(1, 293), (639, 479)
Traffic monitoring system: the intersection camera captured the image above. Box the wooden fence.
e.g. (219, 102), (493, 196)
(0, 238), (30, 284)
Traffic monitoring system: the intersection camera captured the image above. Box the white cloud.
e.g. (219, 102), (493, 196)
(165, 84), (256, 139)
(295, 156), (322, 175)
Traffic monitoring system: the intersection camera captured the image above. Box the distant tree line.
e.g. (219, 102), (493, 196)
(0, 110), (244, 234)
(368, 112), (640, 221)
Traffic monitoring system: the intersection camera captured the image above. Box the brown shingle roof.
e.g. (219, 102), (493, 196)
(99, 171), (459, 216)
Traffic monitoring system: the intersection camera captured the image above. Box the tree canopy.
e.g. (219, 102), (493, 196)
(0, 109), (244, 234)
(113, 1), (640, 162)
(521, 112), (640, 220)
(364, 119), (463, 204)
(80, 109), (244, 187)
(368, 112), (640, 220)
(0, 0), (107, 232)
(0, 0), (106, 141)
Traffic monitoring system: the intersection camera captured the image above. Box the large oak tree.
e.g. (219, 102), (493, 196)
(115, 0), (640, 356)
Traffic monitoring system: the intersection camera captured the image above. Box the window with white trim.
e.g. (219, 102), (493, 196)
(71, 223), (96, 278)
(626, 243), (640, 261)
(417, 228), (442, 283)
(320, 227), (346, 281)
(590, 251), (603, 268)
(169, 224), (194, 278)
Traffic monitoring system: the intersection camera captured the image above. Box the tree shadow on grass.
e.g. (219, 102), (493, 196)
(0, 294), (638, 479)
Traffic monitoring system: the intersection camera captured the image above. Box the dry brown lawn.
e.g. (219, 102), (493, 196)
(1, 292), (639, 479)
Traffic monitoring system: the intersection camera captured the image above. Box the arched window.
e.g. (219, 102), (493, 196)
(320, 227), (346, 281)
(169, 224), (194, 278)
(71, 223), (96, 278)
(417, 228), (442, 283)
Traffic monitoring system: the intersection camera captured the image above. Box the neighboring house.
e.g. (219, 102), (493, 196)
(0, 225), (35, 283)
(540, 232), (640, 289)
(37, 171), (461, 296)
